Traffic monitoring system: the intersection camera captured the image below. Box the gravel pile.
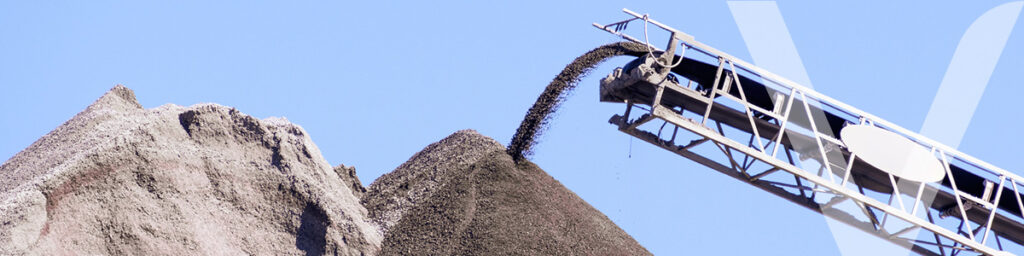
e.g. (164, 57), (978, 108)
(0, 85), (381, 255)
(1, 85), (650, 255)
(365, 130), (651, 255)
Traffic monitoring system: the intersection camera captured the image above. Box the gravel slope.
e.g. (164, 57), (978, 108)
(1, 86), (650, 255)
(0, 85), (381, 255)
(365, 130), (651, 255)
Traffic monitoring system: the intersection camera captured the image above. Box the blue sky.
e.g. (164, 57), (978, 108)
(2, 1), (1023, 254)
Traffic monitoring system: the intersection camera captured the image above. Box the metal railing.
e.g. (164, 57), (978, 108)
(595, 9), (1023, 256)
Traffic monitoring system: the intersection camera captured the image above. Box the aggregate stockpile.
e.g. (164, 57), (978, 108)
(364, 130), (650, 255)
(0, 86), (381, 255)
(0, 85), (650, 254)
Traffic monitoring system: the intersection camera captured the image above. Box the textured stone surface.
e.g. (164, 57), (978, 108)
(362, 130), (504, 235)
(0, 85), (381, 255)
(334, 164), (366, 200)
(365, 130), (651, 255)
(1, 85), (651, 255)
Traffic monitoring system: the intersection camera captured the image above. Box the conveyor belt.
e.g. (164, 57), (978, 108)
(602, 52), (1024, 247)
(592, 9), (1024, 254)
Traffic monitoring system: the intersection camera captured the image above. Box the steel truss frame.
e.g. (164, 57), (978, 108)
(595, 9), (1024, 256)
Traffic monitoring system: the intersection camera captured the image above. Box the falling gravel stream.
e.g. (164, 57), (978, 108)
(507, 42), (647, 161)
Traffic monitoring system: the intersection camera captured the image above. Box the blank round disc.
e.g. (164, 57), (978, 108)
(840, 125), (945, 183)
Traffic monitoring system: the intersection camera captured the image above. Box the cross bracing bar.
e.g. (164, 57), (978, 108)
(595, 9), (1024, 256)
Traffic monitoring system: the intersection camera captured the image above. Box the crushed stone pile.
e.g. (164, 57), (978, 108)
(0, 86), (381, 255)
(364, 130), (651, 255)
(1, 86), (651, 255)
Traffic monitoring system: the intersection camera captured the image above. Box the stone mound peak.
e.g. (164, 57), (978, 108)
(363, 130), (651, 255)
(87, 84), (144, 112)
(1, 85), (380, 255)
(363, 129), (504, 233)
(3, 85), (650, 255)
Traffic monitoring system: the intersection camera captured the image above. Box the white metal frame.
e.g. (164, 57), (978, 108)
(595, 9), (1023, 256)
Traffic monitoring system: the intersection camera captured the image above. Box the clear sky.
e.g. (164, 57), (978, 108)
(2, 1), (1023, 255)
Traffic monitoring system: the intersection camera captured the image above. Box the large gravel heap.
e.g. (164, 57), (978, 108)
(1, 86), (649, 255)
(0, 86), (381, 255)
(364, 130), (651, 255)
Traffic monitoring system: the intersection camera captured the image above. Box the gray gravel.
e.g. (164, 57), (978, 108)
(0, 85), (381, 255)
(1, 85), (652, 255)
(362, 130), (504, 235)
(365, 130), (652, 255)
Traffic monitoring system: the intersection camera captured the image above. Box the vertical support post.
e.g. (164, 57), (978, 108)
(771, 87), (797, 158)
(1013, 181), (1024, 219)
(841, 154), (857, 187)
(888, 173), (907, 212)
(911, 182), (926, 216)
(659, 32), (679, 68)
(981, 176), (1006, 244)
(701, 58), (726, 126)
(622, 101), (633, 127)
(729, 61), (767, 153)
(798, 91), (836, 186)
(940, 152), (976, 241)
(652, 83), (665, 114)
(910, 147), (939, 216)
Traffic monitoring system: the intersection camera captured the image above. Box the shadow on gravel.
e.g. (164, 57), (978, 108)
(296, 202), (328, 256)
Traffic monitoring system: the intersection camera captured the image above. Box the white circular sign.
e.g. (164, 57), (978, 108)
(840, 125), (946, 183)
